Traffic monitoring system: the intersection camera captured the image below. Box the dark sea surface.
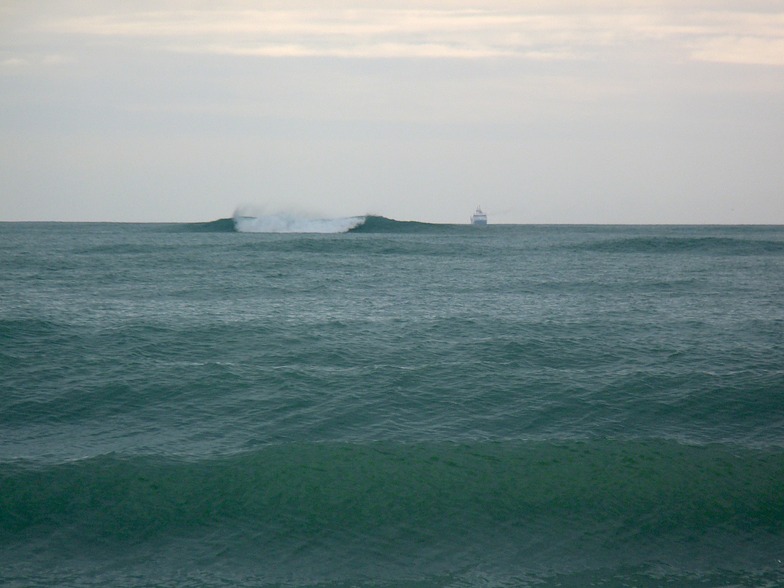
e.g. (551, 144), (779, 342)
(1, 218), (783, 587)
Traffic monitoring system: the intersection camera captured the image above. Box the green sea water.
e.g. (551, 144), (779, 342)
(1, 218), (783, 587)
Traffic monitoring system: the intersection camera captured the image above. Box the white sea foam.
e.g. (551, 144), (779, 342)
(233, 213), (365, 234)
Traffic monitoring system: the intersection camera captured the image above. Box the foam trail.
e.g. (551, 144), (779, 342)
(233, 214), (366, 234)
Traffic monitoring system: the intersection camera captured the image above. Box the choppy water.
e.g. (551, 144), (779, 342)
(2, 218), (783, 587)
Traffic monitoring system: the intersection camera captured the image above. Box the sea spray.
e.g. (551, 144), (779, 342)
(232, 205), (366, 233)
(234, 214), (366, 234)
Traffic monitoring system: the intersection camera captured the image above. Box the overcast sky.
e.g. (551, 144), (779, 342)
(2, 0), (783, 223)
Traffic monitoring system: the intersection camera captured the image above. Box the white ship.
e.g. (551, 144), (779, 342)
(470, 206), (488, 226)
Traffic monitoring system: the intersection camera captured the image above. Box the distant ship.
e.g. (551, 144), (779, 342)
(470, 206), (488, 226)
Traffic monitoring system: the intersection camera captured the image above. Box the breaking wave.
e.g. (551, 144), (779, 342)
(234, 214), (366, 234)
(184, 215), (453, 234)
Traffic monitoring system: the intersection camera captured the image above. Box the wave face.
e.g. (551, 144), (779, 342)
(185, 217), (237, 232)
(348, 215), (453, 233)
(2, 441), (783, 586)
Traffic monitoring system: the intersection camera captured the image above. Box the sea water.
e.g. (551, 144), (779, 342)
(1, 219), (783, 587)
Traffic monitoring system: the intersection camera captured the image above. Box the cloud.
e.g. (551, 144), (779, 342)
(47, 9), (576, 60)
(41, 54), (74, 66)
(682, 12), (784, 66)
(0, 54), (74, 69)
(41, 5), (784, 65)
(1, 57), (29, 67)
(692, 36), (784, 66)
(177, 41), (519, 60)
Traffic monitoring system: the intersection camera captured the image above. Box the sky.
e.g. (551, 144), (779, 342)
(1, 0), (783, 224)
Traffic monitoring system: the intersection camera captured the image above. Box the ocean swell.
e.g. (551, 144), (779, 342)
(584, 236), (784, 255)
(3, 440), (782, 544)
(2, 440), (783, 586)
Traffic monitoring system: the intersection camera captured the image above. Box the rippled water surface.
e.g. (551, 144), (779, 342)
(2, 220), (783, 586)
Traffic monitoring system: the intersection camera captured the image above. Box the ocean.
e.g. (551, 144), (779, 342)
(1, 218), (783, 587)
